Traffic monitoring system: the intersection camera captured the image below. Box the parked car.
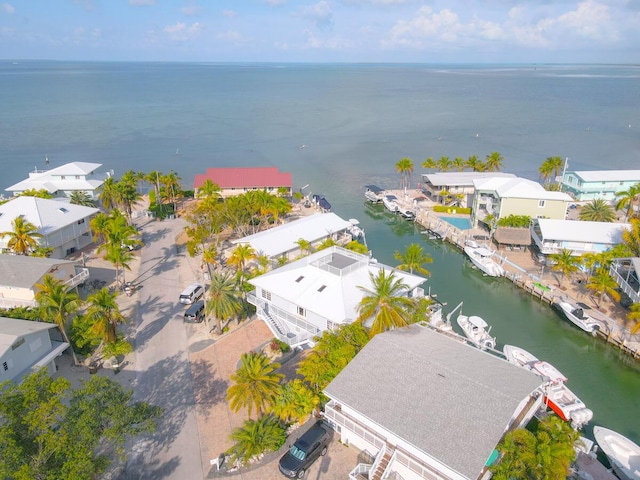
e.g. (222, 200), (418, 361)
(179, 283), (204, 305)
(279, 421), (332, 478)
(184, 301), (205, 323)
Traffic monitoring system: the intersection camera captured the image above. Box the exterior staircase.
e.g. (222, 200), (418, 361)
(262, 308), (287, 338)
(369, 445), (395, 480)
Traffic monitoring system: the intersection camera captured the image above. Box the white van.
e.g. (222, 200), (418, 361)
(179, 283), (204, 305)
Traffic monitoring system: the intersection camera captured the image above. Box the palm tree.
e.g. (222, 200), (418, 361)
(394, 243), (433, 275)
(227, 244), (257, 275)
(89, 212), (110, 244)
(272, 379), (319, 425)
(114, 173), (142, 222)
(35, 275), (82, 365)
(227, 415), (286, 466)
(295, 238), (313, 257)
(85, 287), (126, 345)
(615, 183), (640, 221)
(436, 156), (452, 172)
(485, 151), (504, 172)
(197, 179), (221, 199)
(466, 154), (485, 172)
(586, 267), (621, 307)
(395, 157), (414, 192)
(422, 156), (436, 170)
(1, 216), (43, 255)
(622, 219), (640, 257)
(227, 351), (284, 418)
(316, 237), (337, 251)
(101, 242), (135, 287)
(627, 303), (640, 335)
(69, 191), (96, 207)
(492, 428), (536, 480)
(579, 199), (616, 222)
(344, 240), (369, 254)
(98, 176), (118, 211)
(206, 272), (242, 333)
(161, 170), (182, 212)
(357, 270), (414, 338)
(549, 248), (580, 287)
(452, 156), (466, 171)
(538, 156), (564, 186)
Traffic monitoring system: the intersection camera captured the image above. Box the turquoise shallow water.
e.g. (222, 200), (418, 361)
(1, 62), (639, 444)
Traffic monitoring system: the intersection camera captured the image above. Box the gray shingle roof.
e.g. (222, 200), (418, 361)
(324, 326), (543, 480)
(0, 254), (76, 289)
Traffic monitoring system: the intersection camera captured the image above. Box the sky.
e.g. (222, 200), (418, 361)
(1, 0), (639, 63)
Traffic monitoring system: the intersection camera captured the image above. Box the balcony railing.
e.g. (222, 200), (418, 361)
(63, 268), (90, 288)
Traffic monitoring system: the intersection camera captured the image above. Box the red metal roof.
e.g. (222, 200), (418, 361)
(193, 167), (292, 189)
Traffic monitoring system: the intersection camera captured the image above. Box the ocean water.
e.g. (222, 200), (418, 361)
(1, 62), (639, 200)
(2, 62), (640, 444)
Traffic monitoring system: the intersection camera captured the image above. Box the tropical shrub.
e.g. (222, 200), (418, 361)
(432, 205), (471, 214)
(497, 214), (531, 228)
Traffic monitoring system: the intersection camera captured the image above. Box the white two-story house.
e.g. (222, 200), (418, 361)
(471, 176), (572, 228)
(248, 246), (426, 347)
(325, 325), (544, 480)
(421, 172), (516, 208)
(0, 196), (99, 258)
(6, 162), (110, 199)
(531, 218), (630, 256)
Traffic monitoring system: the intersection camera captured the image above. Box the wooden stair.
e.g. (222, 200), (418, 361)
(369, 449), (393, 480)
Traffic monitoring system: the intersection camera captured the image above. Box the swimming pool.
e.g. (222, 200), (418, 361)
(440, 216), (473, 230)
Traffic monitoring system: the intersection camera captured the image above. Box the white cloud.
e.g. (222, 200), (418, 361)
(1, 2), (14, 14)
(181, 6), (201, 16)
(299, 1), (333, 28)
(384, 1), (622, 51)
(222, 9), (237, 18)
(163, 22), (202, 41)
(129, 0), (156, 5)
(267, 0), (288, 5)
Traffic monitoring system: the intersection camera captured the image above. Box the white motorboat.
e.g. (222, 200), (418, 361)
(364, 185), (385, 203)
(542, 381), (593, 429)
(463, 240), (505, 277)
(382, 194), (399, 213)
(347, 218), (366, 244)
(456, 313), (496, 350)
(532, 360), (568, 384)
(398, 206), (416, 220)
(503, 344), (539, 370)
(556, 300), (601, 334)
(594, 426), (640, 480)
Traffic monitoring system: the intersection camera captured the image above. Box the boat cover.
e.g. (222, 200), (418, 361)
(468, 316), (488, 328)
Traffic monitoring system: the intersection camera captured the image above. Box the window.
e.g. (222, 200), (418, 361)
(297, 306), (306, 317)
(58, 207), (69, 213)
(30, 338), (43, 353)
(11, 338), (25, 350)
(295, 275), (304, 283)
(75, 175), (81, 179)
(77, 219), (85, 225)
(538, 200), (546, 208)
(261, 290), (271, 301)
(60, 175), (66, 180)
(3, 359), (13, 371)
(317, 285), (327, 292)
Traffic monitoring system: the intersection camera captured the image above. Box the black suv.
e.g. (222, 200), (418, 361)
(278, 421), (332, 478)
(184, 301), (205, 323)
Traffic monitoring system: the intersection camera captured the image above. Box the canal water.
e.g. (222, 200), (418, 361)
(333, 195), (640, 446)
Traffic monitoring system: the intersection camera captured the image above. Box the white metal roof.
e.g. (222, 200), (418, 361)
(535, 218), (631, 244)
(0, 196), (99, 236)
(570, 170), (640, 182)
(474, 176), (573, 201)
(422, 171), (515, 187)
(249, 247), (426, 324)
(233, 213), (352, 258)
(6, 162), (104, 193)
(325, 326), (542, 480)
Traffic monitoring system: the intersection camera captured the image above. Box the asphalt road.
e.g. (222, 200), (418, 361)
(121, 216), (205, 480)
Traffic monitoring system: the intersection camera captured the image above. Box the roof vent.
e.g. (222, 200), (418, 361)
(317, 285), (327, 292)
(295, 275), (304, 283)
(58, 207), (69, 213)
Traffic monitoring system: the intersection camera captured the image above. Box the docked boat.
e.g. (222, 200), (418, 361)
(456, 313), (496, 350)
(463, 240), (505, 277)
(382, 194), (399, 213)
(347, 218), (366, 244)
(364, 185), (385, 203)
(556, 300), (600, 334)
(397, 205), (416, 220)
(543, 381), (593, 429)
(503, 344), (539, 370)
(593, 426), (640, 480)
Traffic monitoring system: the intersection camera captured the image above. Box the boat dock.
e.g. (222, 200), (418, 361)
(381, 188), (640, 360)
